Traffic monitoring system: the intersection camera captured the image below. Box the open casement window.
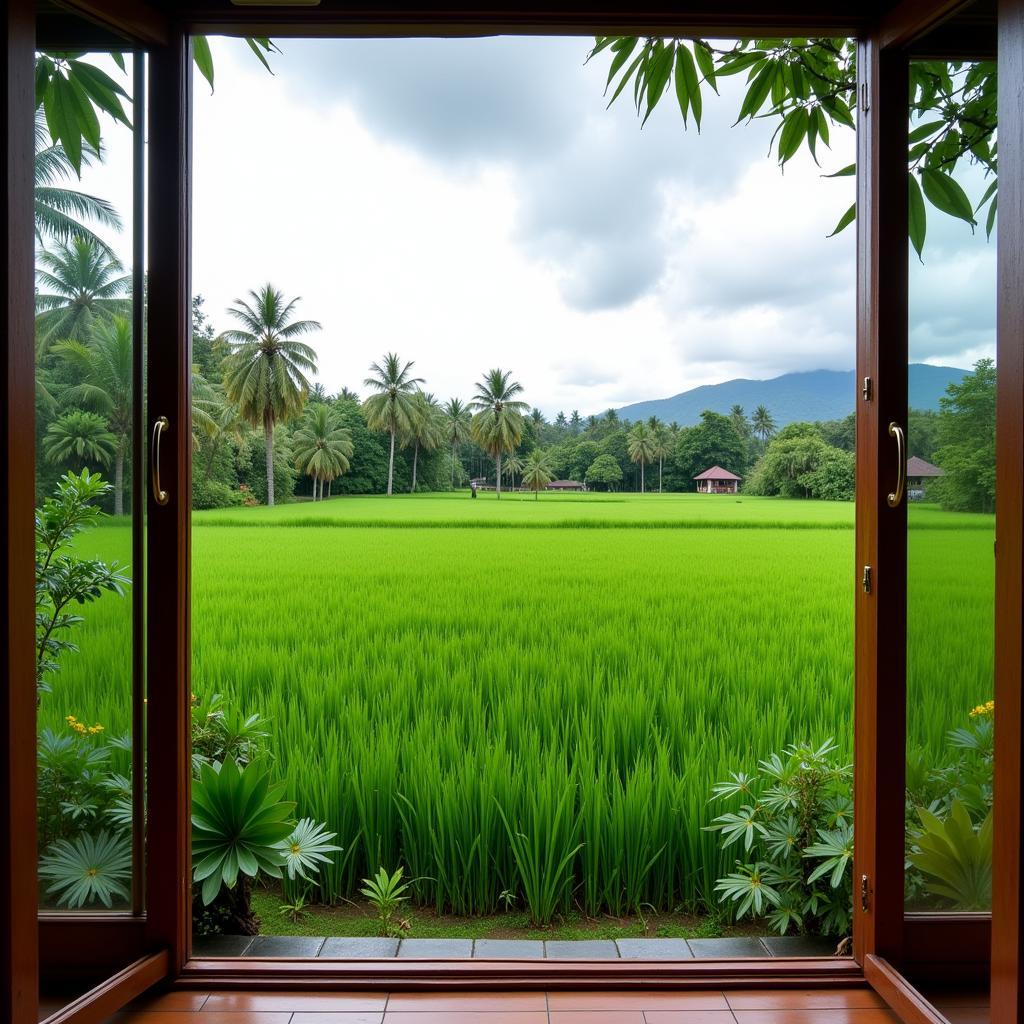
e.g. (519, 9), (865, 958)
(4, 2), (1024, 1023)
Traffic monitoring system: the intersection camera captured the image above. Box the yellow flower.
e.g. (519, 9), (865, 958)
(65, 715), (77, 723)
(88, 724), (104, 735)
(969, 700), (995, 718)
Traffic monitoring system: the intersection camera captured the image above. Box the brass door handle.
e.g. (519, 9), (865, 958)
(151, 416), (169, 506)
(887, 421), (905, 508)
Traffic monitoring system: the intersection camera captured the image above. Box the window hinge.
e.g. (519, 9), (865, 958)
(862, 565), (872, 594)
(862, 376), (872, 401)
(861, 874), (871, 912)
(861, 82), (870, 113)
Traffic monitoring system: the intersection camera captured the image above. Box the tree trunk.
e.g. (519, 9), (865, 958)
(387, 428), (395, 496)
(264, 419), (275, 506)
(659, 457), (663, 493)
(411, 442), (419, 492)
(114, 442), (125, 516)
(451, 442), (456, 488)
(496, 452), (502, 498)
(640, 462), (645, 493)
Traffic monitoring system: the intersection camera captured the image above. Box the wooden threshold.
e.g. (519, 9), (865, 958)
(177, 955), (864, 990)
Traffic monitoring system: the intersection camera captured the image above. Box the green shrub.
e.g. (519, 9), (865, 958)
(706, 740), (853, 937)
(192, 476), (244, 510)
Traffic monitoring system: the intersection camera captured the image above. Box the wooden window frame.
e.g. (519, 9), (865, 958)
(4, 1), (1020, 1020)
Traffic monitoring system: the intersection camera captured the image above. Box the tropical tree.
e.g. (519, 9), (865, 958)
(470, 369), (528, 499)
(752, 405), (778, 445)
(292, 403), (354, 500)
(554, 411), (568, 432)
(585, 453), (623, 491)
(34, 113), (121, 251)
(442, 397), (472, 488)
(192, 377), (246, 477)
(53, 315), (133, 515)
(403, 391), (443, 493)
(650, 422), (671, 494)
(569, 410), (582, 435)
(591, 38), (997, 255)
(503, 453), (524, 492)
(43, 411), (115, 471)
(35, 237), (131, 351)
(522, 448), (555, 500)
(221, 285), (321, 506)
(362, 354), (424, 496)
(627, 421), (657, 493)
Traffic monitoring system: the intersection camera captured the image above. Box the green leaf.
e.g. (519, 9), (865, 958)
(642, 42), (673, 126)
(737, 62), (775, 122)
(827, 202), (856, 237)
(908, 119), (945, 144)
(673, 46), (690, 127)
(986, 195), (998, 239)
(694, 42), (718, 94)
(604, 37), (639, 89)
(193, 36), (215, 92)
(825, 162), (855, 178)
(606, 52), (644, 108)
(920, 167), (977, 227)
(908, 172), (926, 259)
(51, 76), (82, 174)
(778, 108), (807, 165)
(245, 37), (276, 75)
(676, 45), (702, 130)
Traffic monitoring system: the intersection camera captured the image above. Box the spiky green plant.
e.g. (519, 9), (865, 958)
(39, 830), (131, 909)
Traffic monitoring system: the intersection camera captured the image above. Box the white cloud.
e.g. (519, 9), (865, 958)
(75, 38), (995, 418)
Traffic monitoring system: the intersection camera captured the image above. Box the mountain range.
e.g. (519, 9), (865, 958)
(612, 364), (969, 428)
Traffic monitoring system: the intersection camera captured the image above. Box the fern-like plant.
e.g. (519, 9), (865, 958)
(39, 830), (131, 908)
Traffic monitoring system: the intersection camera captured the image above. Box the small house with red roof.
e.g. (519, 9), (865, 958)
(906, 456), (944, 501)
(694, 466), (742, 494)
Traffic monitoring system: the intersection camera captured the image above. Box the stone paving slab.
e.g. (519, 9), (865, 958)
(473, 939), (546, 958)
(615, 938), (694, 959)
(544, 939), (619, 959)
(319, 937), (400, 958)
(686, 937), (768, 958)
(760, 934), (837, 957)
(245, 935), (326, 957)
(397, 938), (473, 958)
(191, 934), (254, 957)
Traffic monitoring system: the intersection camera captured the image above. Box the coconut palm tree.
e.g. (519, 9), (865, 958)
(650, 422), (671, 494)
(192, 378), (246, 478)
(569, 410), (582, 435)
(402, 391), (443, 493)
(522, 448), (554, 500)
(627, 421), (656, 493)
(362, 353), (424, 496)
(554, 411), (568, 432)
(503, 452), (524, 491)
(221, 284), (321, 506)
(469, 369), (528, 499)
(34, 236), (131, 352)
(34, 113), (121, 251)
(43, 410), (116, 470)
(292, 403), (354, 500)
(752, 405), (777, 445)
(442, 397), (472, 488)
(53, 315), (133, 514)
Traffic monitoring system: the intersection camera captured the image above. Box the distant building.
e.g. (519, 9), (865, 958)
(546, 480), (586, 491)
(907, 456), (944, 501)
(694, 466), (742, 494)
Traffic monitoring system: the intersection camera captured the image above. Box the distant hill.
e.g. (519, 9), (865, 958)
(612, 364), (969, 427)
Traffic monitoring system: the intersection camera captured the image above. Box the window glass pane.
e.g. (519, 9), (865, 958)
(905, 55), (996, 913)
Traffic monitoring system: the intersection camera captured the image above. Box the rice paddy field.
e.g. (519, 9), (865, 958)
(44, 492), (994, 921)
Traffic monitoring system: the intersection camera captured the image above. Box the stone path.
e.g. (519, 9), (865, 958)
(193, 933), (836, 959)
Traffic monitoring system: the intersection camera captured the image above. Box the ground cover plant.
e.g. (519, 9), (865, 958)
(45, 492), (994, 931)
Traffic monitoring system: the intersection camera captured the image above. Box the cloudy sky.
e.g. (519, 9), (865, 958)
(84, 37), (995, 416)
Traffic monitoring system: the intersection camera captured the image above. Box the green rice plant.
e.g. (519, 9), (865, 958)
(47, 495), (995, 925)
(498, 771), (583, 926)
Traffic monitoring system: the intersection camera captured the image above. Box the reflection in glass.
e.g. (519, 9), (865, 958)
(35, 51), (140, 912)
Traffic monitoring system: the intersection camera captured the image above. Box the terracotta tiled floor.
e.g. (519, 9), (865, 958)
(107, 987), (902, 1023)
